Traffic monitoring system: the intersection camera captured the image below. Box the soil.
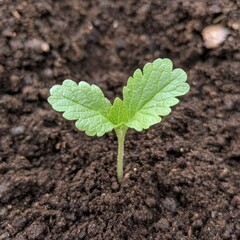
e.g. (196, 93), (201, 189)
(0, 0), (240, 239)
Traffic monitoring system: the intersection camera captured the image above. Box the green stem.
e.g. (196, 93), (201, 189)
(115, 126), (128, 180)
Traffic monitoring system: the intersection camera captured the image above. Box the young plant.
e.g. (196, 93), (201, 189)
(48, 58), (190, 180)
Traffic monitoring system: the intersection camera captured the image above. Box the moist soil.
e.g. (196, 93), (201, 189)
(0, 1), (240, 239)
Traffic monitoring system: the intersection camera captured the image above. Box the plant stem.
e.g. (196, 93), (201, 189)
(115, 126), (127, 180)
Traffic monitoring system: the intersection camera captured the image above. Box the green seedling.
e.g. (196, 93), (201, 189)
(48, 58), (190, 180)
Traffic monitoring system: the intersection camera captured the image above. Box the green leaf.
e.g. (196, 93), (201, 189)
(108, 98), (129, 126)
(48, 80), (115, 136)
(122, 58), (190, 131)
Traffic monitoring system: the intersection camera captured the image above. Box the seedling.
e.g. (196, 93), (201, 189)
(48, 58), (190, 180)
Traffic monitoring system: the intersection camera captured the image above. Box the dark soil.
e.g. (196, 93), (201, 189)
(0, 0), (240, 239)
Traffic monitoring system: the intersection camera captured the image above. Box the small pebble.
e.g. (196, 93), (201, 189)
(202, 25), (230, 49)
(173, 186), (181, 193)
(25, 39), (50, 52)
(22, 86), (39, 101)
(219, 167), (229, 179)
(111, 181), (119, 191)
(87, 221), (98, 237)
(124, 173), (130, 178)
(38, 88), (49, 100)
(162, 197), (177, 213)
(211, 210), (217, 218)
(155, 218), (170, 231)
(0, 183), (10, 203)
(209, 4), (221, 13)
(0, 207), (8, 220)
(10, 126), (25, 136)
(10, 74), (21, 91)
(113, 20), (118, 28)
(192, 219), (203, 228)
(232, 195), (240, 209)
(2, 28), (16, 37)
(12, 10), (21, 19)
(231, 22), (240, 30)
(65, 213), (76, 221)
(7, 205), (12, 210)
(41, 68), (53, 78)
(222, 225), (234, 239)
(0, 232), (10, 239)
(24, 221), (47, 239)
(0, 64), (4, 74)
(0, 182), (9, 196)
(145, 197), (156, 207)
